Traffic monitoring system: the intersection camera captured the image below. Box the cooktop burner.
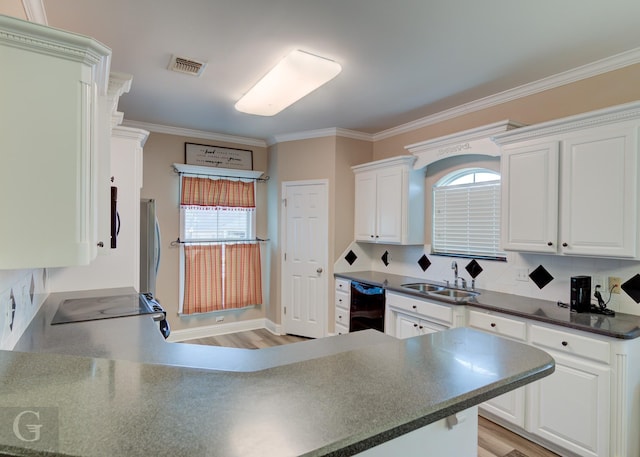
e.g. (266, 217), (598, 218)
(51, 294), (160, 325)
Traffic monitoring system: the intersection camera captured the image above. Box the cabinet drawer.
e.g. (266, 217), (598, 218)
(468, 310), (526, 341)
(335, 323), (349, 335)
(335, 290), (349, 310)
(335, 278), (351, 292)
(387, 292), (453, 325)
(335, 306), (349, 327)
(530, 324), (610, 364)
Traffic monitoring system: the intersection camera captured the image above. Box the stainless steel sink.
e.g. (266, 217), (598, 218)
(401, 283), (445, 293)
(430, 289), (479, 300)
(400, 282), (479, 303)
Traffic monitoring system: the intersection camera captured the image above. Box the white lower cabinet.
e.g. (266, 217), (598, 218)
(468, 308), (640, 457)
(468, 310), (527, 428)
(385, 291), (463, 339)
(528, 324), (611, 457)
(334, 278), (350, 335)
(395, 312), (448, 338)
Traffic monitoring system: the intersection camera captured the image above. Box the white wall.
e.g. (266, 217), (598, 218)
(0, 269), (48, 350)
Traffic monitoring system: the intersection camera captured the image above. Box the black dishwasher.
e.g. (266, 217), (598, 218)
(350, 281), (385, 332)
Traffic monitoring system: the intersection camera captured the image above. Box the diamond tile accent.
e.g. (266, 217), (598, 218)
(29, 274), (35, 305)
(381, 251), (390, 267)
(9, 289), (16, 331)
(418, 254), (431, 272)
(465, 259), (483, 278)
(529, 265), (554, 289)
(344, 250), (357, 266)
(621, 273), (640, 303)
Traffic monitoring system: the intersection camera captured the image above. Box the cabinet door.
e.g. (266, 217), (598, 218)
(528, 352), (610, 457)
(354, 170), (377, 241)
(375, 167), (404, 243)
(501, 141), (559, 253)
(395, 313), (422, 339)
(561, 125), (638, 257)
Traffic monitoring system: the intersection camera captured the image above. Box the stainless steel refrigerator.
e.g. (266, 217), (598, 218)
(140, 199), (161, 295)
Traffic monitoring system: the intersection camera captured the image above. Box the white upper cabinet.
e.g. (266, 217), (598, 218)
(352, 156), (425, 245)
(500, 141), (560, 253)
(496, 102), (640, 259)
(0, 15), (111, 269)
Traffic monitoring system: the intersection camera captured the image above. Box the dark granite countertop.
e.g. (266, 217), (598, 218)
(2, 288), (554, 457)
(335, 271), (640, 339)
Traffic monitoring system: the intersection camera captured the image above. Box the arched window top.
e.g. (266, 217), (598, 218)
(436, 168), (500, 187)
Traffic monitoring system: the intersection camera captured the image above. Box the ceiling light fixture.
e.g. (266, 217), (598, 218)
(234, 49), (342, 116)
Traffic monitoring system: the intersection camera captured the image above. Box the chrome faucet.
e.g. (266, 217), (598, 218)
(451, 261), (458, 287)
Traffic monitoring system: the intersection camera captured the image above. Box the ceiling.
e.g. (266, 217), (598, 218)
(35, 1), (640, 143)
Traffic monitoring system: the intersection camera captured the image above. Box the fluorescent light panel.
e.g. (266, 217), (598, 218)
(235, 49), (342, 116)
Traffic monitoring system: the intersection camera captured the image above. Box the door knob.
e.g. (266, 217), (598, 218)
(317, 267), (323, 274)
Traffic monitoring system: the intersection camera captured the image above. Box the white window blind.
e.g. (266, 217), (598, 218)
(182, 207), (254, 241)
(432, 181), (505, 259)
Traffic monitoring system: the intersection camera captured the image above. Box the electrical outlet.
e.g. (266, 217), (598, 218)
(216, 316), (224, 322)
(608, 276), (622, 294)
(515, 268), (529, 282)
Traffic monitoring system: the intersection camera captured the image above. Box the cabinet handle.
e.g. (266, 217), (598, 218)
(375, 235), (379, 238)
(338, 298), (342, 303)
(547, 241), (553, 246)
(490, 323), (496, 328)
(561, 341), (568, 346)
(370, 235), (375, 238)
(97, 241), (104, 248)
(562, 242), (568, 247)
(412, 305), (417, 309)
(419, 325), (424, 330)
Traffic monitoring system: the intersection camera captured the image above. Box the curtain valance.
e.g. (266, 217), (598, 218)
(181, 176), (255, 208)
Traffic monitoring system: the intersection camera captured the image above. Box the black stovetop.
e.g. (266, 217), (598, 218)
(51, 293), (160, 325)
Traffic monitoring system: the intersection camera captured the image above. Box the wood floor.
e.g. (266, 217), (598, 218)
(180, 330), (559, 457)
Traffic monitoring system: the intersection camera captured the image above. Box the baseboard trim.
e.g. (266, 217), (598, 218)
(167, 318), (282, 342)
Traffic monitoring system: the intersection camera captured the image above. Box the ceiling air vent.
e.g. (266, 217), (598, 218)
(168, 55), (206, 77)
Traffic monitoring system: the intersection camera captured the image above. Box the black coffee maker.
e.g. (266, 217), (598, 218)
(570, 276), (591, 313)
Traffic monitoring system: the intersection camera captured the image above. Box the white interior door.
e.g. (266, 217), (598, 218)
(282, 180), (328, 338)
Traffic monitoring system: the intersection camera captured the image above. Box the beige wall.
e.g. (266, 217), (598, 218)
(141, 133), (268, 331)
(266, 136), (372, 326)
(334, 137), (373, 259)
(373, 63), (640, 160)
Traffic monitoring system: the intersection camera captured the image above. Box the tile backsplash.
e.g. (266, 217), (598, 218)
(336, 242), (640, 316)
(0, 268), (48, 350)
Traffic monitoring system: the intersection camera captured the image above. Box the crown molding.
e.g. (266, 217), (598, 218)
(267, 127), (373, 146)
(112, 125), (150, 146)
(121, 120), (268, 148)
(492, 100), (640, 145)
(373, 46), (640, 142)
(22, 0), (47, 25)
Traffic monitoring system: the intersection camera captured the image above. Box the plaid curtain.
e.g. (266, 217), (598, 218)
(225, 243), (263, 309)
(181, 176), (255, 208)
(182, 244), (224, 314)
(182, 243), (263, 314)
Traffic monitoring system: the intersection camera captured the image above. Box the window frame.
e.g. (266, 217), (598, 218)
(432, 167), (506, 261)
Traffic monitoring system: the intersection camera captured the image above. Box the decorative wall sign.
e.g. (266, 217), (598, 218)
(185, 143), (253, 170)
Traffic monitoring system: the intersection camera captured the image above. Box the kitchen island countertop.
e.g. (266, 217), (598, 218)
(2, 288), (554, 457)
